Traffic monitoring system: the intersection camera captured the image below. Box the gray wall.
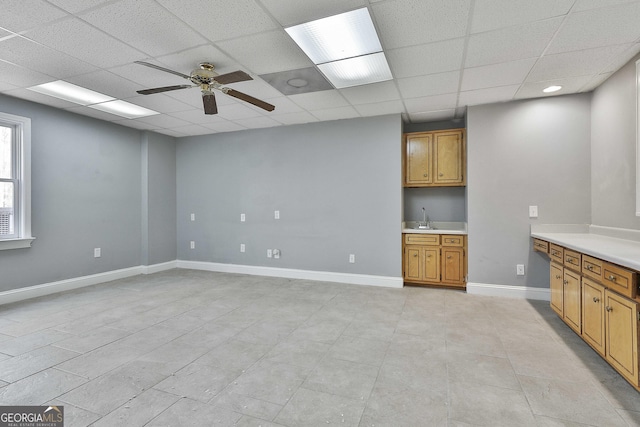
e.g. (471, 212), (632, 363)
(0, 94), (176, 292)
(467, 94), (592, 288)
(404, 187), (466, 222)
(591, 53), (640, 229)
(176, 115), (403, 277)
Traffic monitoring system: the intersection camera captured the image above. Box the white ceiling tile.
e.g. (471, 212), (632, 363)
(599, 43), (640, 73)
(271, 112), (319, 125)
(470, 0), (573, 33)
(156, 46), (239, 77)
(572, 0), (640, 13)
(47, 0), (113, 14)
(229, 79), (285, 100)
(80, 0), (206, 57)
(580, 72), (614, 92)
(108, 62), (187, 87)
(312, 106), (360, 121)
(112, 118), (160, 130)
(458, 85), (520, 106)
(25, 18), (144, 68)
(170, 124), (214, 135)
(339, 81), (400, 104)
(135, 114), (192, 128)
(289, 90), (349, 110)
(546, 2), (640, 54)
(0, 0), (68, 32)
(216, 31), (313, 75)
(354, 100), (405, 117)
(408, 109), (456, 122)
(4, 88), (79, 109)
(167, 109), (227, 124)
(233, 116), (281, 129)
(201, 121), (247, 133)
(515, 76), (593, 99)
(0, 60), (55, 87)
(216, 103), (263, 120)
(0, 82), (19, 92)
(64, 105), (125, 121)
(397, 71), (460, 98)
(403, 93), (458, 113)
(153, 128), (188, 137)
(465, 18), (563, 68)
(386, 38), (465, 78)
(163, 87), (209, 109)
(122, 94), (193, 114)
(372, 0), (471, 49)
(461, 58), (537, 91)
(527, 44), (631, 81)
(260, 0), (366, 26)
(0, 36), (97, 79)
(259, 97), (303, 114)
(156, 0), (278, 42)
(66, 70), (143, 99)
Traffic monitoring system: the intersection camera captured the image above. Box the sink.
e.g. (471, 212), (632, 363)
(416, 225), (437, 230)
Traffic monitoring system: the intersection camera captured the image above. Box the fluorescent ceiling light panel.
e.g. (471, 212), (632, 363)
(285, 8), (382, 64)
(543, 85), (562, 93)
(88, 100), (159, 119)
(28, 80), (115, 105)
(318, 52), (393, 88)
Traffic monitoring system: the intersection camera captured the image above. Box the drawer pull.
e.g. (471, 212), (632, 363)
(586, 265), (593, 271)
(605, 306), (613, 312)
(555, 275), (562, 279)
(608, 275), (617, 282)
(593, 297), (600, 303)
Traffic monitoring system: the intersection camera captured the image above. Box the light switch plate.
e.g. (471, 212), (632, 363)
(240, 213), (246, 222)
(529, 205), (538, 218)
(517, 264), (525, 275)
(274, 210), (280, 220)
(190, 213), (195, 221)
(94, 248), (101, 258)
(240, 244), (245, 253)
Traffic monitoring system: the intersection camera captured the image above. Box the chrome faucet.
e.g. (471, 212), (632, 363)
(418, 207), (430, 229)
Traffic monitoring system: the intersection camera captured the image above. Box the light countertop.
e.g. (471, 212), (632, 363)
(531, 224), (640, 271)
(402, 221), (467, 235)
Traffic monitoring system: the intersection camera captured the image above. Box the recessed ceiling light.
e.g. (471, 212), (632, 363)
(88, 100), (159, 119)
(543, 85), (562, 93)
(28, 80), (115, 106)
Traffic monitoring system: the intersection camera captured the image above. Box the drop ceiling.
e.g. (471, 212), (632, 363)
(1, 0), (639, 137)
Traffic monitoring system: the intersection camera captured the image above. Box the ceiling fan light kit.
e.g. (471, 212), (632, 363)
(134, 61), (275, 115)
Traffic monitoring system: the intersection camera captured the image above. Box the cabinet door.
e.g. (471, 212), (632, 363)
(424, 247), (440, 282)
(563, 269), (581, 334)
(404, 246), (422, 282)
(442, 247), (464, 284)
(405, 134), (432, 185)
(550, 263), (564, 317)
(433, 130), (464, 185)
(582, 278), (605, 356)
(605, 290), (639, 387)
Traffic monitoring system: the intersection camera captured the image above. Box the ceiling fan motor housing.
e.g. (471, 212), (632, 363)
(190, 63), (218, 85)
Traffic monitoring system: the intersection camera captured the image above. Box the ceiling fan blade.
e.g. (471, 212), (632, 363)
(137, 85), (192, 95)
(134, 61), (191, 80)
(225, 89), (275, 112)
(214, 70), (253, 85)
(202, 91), (218, 115)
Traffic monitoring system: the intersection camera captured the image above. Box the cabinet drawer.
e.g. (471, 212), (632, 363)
(564, 249), (582, 272)
(582, 255), (603, 282)
(404, 234), (439, 245)
(441, 235), (464, 247)
(533, 239), (549, 253)
(549, 244), (564, 264)
(603, 262), (637, 299)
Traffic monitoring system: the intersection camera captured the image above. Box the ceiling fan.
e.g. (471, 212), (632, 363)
(134, 61), (275, 115)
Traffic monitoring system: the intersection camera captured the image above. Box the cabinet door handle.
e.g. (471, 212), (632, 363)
(593, 297), (600, 303)
(423, 173), (427, 177)
(608, 275), (617, 282)
(447, 256), (452, 259)
(605, 306), (613, 312)
(439, 173), (443, 176)
(563, 280), (569, 285)
(586, 265), (593, 271)
(413, 254), (418, 257)
(555, 275), (562, 279)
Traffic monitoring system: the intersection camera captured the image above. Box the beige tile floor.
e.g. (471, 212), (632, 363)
(0, 269), (639, 426)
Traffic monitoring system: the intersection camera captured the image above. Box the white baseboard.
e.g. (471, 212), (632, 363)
(0, 261), (177, 306)
(466, 282), (551, 301)
(176, 260), (404, 288)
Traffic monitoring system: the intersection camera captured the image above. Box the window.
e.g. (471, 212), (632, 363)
(0, 112), (33, 250)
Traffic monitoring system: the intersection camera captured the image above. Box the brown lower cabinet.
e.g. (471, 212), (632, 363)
(403, 234), (466, 288)
(535, 238), (640, 390)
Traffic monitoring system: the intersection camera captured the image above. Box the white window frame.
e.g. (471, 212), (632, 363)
(0, 111), (34, 250)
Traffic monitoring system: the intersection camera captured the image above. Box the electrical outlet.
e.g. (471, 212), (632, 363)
(273, 249), (280, 259)
(190, 241), (195, 249)
(274, 210), (280, 220)
(240, 213), (246, 222)
(529, 205), (538, 218)
(94, 248), (101, 258)
(349, 254), (355, 263)
(517, 264), (525, 276)
(267, 249), (273, 258)
(190, 213), (195, 221)
(240, 243), (245, 253)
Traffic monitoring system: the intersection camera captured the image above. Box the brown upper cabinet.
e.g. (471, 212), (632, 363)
(404, 129), (466, 187)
